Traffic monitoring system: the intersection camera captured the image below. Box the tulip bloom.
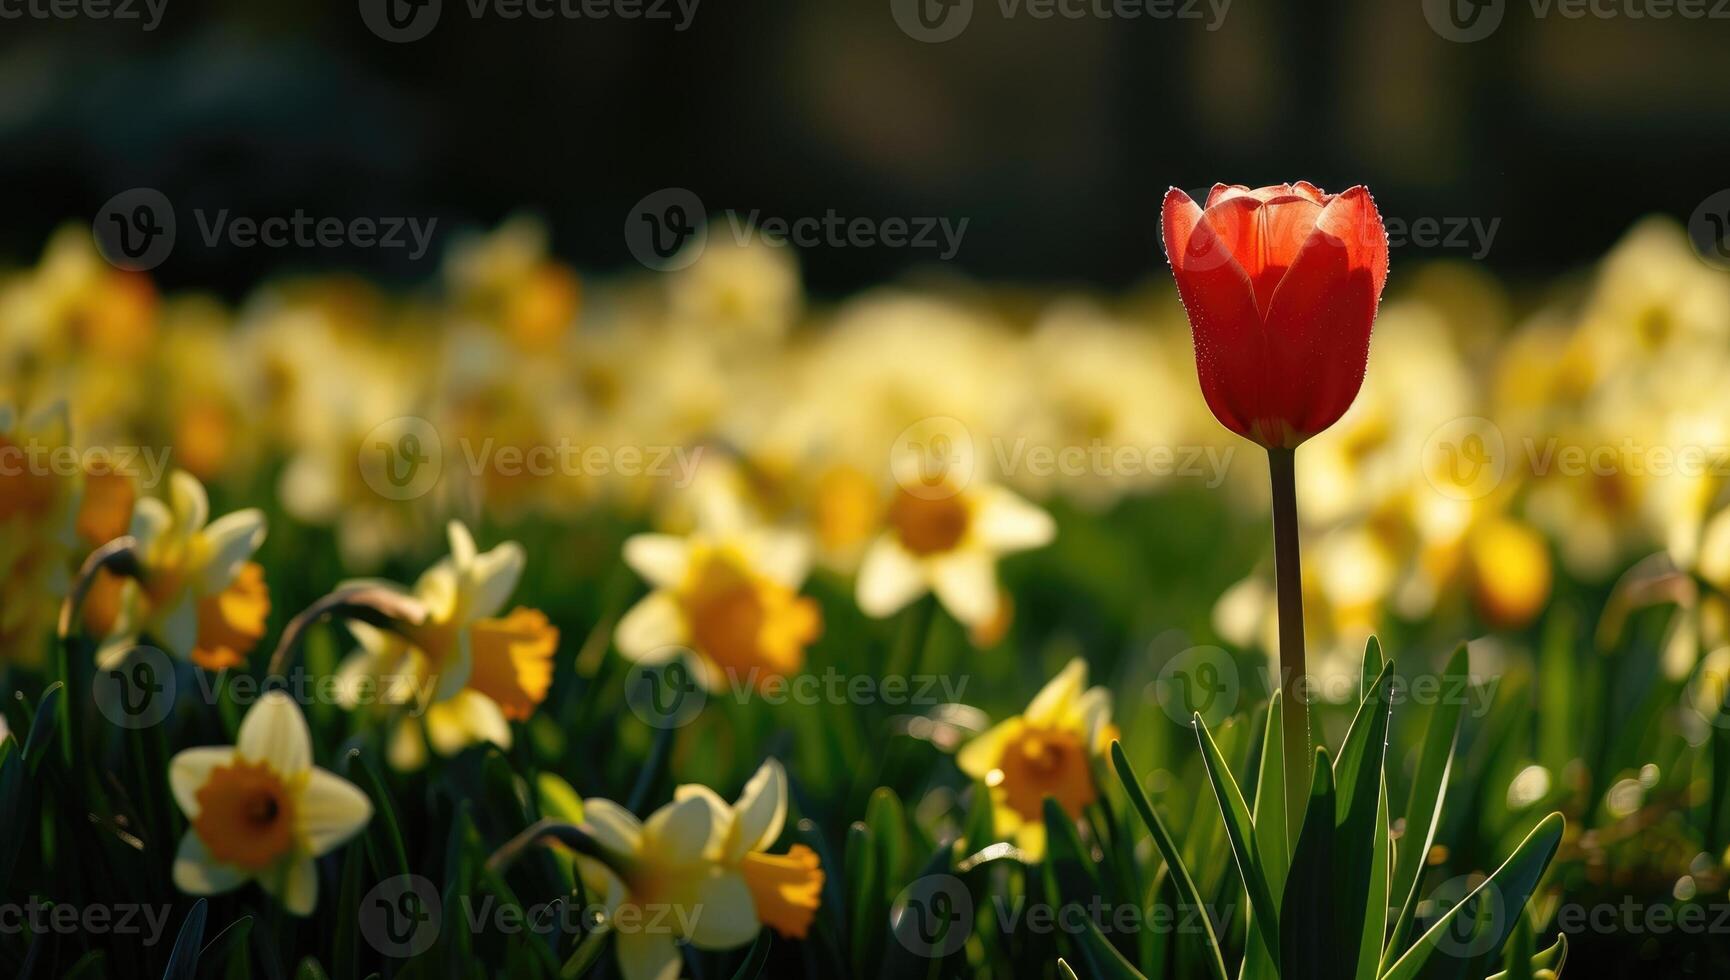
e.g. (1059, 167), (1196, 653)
(1161, 182), (1388, 449)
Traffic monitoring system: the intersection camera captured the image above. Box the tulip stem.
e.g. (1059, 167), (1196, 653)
(1266, 446), (1312, 839)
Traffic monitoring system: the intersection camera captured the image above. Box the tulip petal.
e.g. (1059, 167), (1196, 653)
(1162, 188), (1264, 441)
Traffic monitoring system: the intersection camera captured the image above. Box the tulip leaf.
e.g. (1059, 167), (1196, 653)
(1281, 748), (1337, 978)
(1379, 812), (1565, 980)
(1384, 644), (1470, 970)
(1240, 694), (1288, 980)
(1334, 660), (1394, 980)
(1193, 714), (1280, 968)
(1110, 740), (1230, 980)
(1362, 636), (1386, 703)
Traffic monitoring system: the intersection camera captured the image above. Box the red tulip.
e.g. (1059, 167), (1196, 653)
(1162, 182), (1388, 449)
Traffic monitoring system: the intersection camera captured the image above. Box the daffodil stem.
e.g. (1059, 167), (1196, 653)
(1267, 447), (1312, 837)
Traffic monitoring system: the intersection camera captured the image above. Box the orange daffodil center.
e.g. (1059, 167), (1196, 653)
(169, 691), (372, 915)
(616, 524), (822, 690)
(857, 480), (1054, 635)
(575, 759), (824, 980)
(334, 521), (558, 770)
(957, 658), (1113, 860)
(96, 470), (269, 671)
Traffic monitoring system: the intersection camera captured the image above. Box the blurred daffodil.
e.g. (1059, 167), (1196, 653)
(575, 794), (762, 980)
(336, 520), (557, 770)
(615, 518), (821, 692)
(169, 690), (372, 915)
(674, 759), (824, 940)
(856, 479), (1054, 634)
(97, 470), (269, 671)
(0, 403), (79, 666)
(957, 658), (1113, 859)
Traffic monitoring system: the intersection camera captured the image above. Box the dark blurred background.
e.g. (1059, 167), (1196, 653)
(3, 0), (1727, 297)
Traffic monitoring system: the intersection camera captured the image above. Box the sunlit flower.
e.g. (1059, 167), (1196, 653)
(855, 477), (1054, 633)
(957, 658), (1113, 859)
(615, 514), (822, 692)
(575, 794), (762, 980)
(97, 470), (269, 671)
(0, 403), (79, 667)
(335, 520), (557, 770)
(169, 691), (372, 915)
(674, 759), (824, 939)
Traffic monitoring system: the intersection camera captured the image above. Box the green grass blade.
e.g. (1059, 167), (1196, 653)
(1380, 812), (1565, 980)
(161, 898), (208, 980)
(1240, 694), (1288, 980)
(1281, 748), (1337, 978)
(1384, 645), (1470, 969)
(1485, 934), (1567, 980)
(1194, 714), (1280, 968)
(1110, 741), (1230, 980)
(1334, 661), (1394, 980)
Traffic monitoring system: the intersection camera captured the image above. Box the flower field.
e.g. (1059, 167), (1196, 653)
(4, 205), (1730, 977)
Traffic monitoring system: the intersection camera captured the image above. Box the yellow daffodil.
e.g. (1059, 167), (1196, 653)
(335, 520), (557, 770)
(674, 759), (824, 940)
(97, 470), (269, 671)
(574, 794), (762, 980)
(0, 404), (79, 667)
(615, 520), (821, 691)
(957, 658), (1113, 860)
(856, 479), (1054, 633)
(169, 690), (372, 915)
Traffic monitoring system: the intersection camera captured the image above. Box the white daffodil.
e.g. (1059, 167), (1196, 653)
(957, 658), (1113, 860)
(168, 690), (372, 915)
(575, 794), (761, 980)
(673, 759), (823, 940)
(856, 479), (1054, 632)
(98, 470), (268, 669)
(335, 520), (556, 770)
(615, 524), (820, 692)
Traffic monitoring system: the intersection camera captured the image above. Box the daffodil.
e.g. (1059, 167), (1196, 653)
(334, 520), (557, 770)
(0, 403), (79, 667)
(674, 760), (824, 940)
(97, 470), (269, 671)
(957, 658), (1113, 859)
(168, 690), (372, 915)
(574, 794), (762, 980)
(855, 478), (1054, 633)
(615, 518), (821, 692)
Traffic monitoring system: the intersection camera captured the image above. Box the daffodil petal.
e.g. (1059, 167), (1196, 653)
(685, 870), (760, 949)
(581, 798), (646, 860)
(168, 746), (235, 818)
(928, 551), (998, 628)
(623, 534), (692, 589)
(643, 794), (719, 867)
(160, 594), (199, 659)
(957, 717), (1023, 780)
(260, 855), (319, 916)
(172, 831), (247, 895)
(972, 487), (1055, 553)
(1025, 658), (1088, 729)
(729, 759), (787, 861)
(613, 928), (682, 980)
(170, 471), (210, 533)
(130, 497), (173, 549)
(236, 690), (313, 777)
(467, 541), (525, 620)
(856, 536), (928, 618)
(745, 530), (811, 588)
(198, 509), (267, 592)
(615, 592), (688, 658)
(299, 768), (374, 856)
